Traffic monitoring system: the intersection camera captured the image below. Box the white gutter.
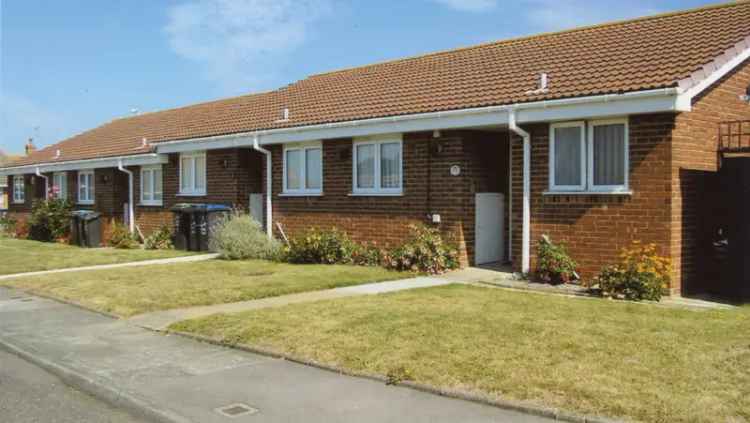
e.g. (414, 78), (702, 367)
(252, 135), (273, 238)
(117, 160), (135, 234)
(154, 88), (682, 153)
(35, 168), (49, 199)
(0, 153), (166, 177)
(508, 110), (531, 275)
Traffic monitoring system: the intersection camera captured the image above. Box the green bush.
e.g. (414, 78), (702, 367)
(536, 235), (578, 284)
(0, 214), (18, 238)
(353, 243), (384, 267)
(108, 222), (140, 249)
(210, 211), (280, 260)
(591, 242), (670, 301)
(144, 225), (174, 250)
(285, 227), (357, 264)
(28, 199), (73, 242)
(594, 265), (663, 301)
(384, 224), (459, 274)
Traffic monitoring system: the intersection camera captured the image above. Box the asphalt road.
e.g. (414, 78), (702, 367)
(0, 349), (151, 423)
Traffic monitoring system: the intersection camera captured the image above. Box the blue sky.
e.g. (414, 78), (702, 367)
(1, 0), (714, 154)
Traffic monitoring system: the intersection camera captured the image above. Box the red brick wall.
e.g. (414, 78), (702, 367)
(509, 116), (674, 285)
(268, 131), (508, 265)
(672, 58), (750, 295)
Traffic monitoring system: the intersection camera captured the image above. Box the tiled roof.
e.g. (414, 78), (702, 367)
(7, 1), (750, 168)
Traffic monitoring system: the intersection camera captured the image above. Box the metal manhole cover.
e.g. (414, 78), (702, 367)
(215, 403), (259, 418)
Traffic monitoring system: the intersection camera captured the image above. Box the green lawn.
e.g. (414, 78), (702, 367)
(172, 284), (750, 423)
(5, 259), (409, 317)
(0, 238), (193, 276)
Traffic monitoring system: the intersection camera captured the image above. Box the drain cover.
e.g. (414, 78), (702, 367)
(215, 403), (258, 418)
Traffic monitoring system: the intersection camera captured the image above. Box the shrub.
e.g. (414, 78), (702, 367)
(285, 227), (357, 264)
(0, 214), (17, 238)
(28, 199), (73, 242)
(536, 235), (578, 284)
(210, 211), (280, 260)
(353, 243), (384, 267)
(384, 224), (459, 274)
(144, 225), (174, 250)
(108, 222), (141, 249)
(592, 242), (671, 301)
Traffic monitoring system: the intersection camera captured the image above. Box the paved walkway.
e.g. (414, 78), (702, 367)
(129, 277), (452, 330)
(0, 287), (551, 423)
(0, 254), (219, 281)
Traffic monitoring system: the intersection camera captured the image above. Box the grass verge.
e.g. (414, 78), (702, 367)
(0, 238), (193, 275)
(5, 259), (409, 317)
(171, 284), (750, 423)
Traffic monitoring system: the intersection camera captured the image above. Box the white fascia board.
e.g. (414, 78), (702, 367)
(676, 38), (750, 111)
(0, 154), (167, 177)
(154, 88), (681, 153)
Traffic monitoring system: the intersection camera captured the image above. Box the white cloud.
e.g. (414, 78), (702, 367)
(431, 0), (496, 12)
(523, 0), (661, 32)
(164, 0), (332, 93)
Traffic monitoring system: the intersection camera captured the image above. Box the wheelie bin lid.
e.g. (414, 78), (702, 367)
(171, 203), (207, 212)
(206, 204), (231, 212)
(71, 210), (101, 220)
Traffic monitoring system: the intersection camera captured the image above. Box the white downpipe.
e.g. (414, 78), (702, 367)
(509, 110), (531, 274)
(35, 168), (49, 199)
(252, 135), (273, 238)
(117, 160), (135, 234)
(507, 133), (513, 263)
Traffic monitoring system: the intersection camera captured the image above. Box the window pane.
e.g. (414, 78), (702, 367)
(181, 158), (191, 191)
(286, 150), (302, 190)
(154, 169), (163, 201)
(593, 124), (626, 186)
(554, 126), (582, 186)
(195, 156), (206, 190)
(87, 174), (94, 200)
(356, 144), (375, 189)
(380, 142), (401, 189)
(142, 170), (153, 200)
(305, 148), (322, 190)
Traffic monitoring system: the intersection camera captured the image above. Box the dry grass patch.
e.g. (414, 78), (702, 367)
(172, 285), (750, 423)
(5, 259), (408, 317)
(0, 238), (192, 275)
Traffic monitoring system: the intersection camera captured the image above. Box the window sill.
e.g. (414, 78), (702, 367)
(279, 192), (323, 197)
(177, 192), (206, 197)
(543, 190), (632, 196)
(77, 201), (95, 206)
(348, 192), (404, 197)
(139, 202), (164, 207)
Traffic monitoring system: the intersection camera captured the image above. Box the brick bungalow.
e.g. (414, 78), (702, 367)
(2, 3), (750, 297)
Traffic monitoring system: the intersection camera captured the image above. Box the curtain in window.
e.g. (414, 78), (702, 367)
(181, 157), (192, 192)
(154, 169), (163, 201)
(593, 124), (625, 186)
(356, 144), (375, 188)
(554, 127), (582, 186)
(286, 150), (302, 190)
(79, 174), (87, 201)
(195, 156), (206, 190)
(305, 148), (322, 190)
(142, 170), (153, 200)
(380, 142), (401, 189)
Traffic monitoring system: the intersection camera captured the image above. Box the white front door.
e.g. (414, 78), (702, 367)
(475, 193), (505, 265)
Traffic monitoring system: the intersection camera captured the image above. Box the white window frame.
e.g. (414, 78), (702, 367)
(77, 170), (95, 205)
(352, 134), (403, 196)
(140, 165), (163, 206)
(587, 118), (629, 193)
(549, 121), (586, 192)
(52, 172), (67, 200)
(178, 151), (206, 196)
(547, 118), (630, 194)
(282, 141), (323, 196)
(13, 176), (25, 204)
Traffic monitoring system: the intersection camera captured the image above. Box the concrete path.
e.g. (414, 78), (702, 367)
(0, 287), (551, 423)
(0, 254), (219, 281)
(129, 277), (452, 330)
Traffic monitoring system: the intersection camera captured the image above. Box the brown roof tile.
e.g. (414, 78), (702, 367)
(8, 1), (750, 168)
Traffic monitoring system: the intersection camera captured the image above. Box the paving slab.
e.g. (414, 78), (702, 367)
(128, 276), (452, 330)
(0, 287), (552, 423)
